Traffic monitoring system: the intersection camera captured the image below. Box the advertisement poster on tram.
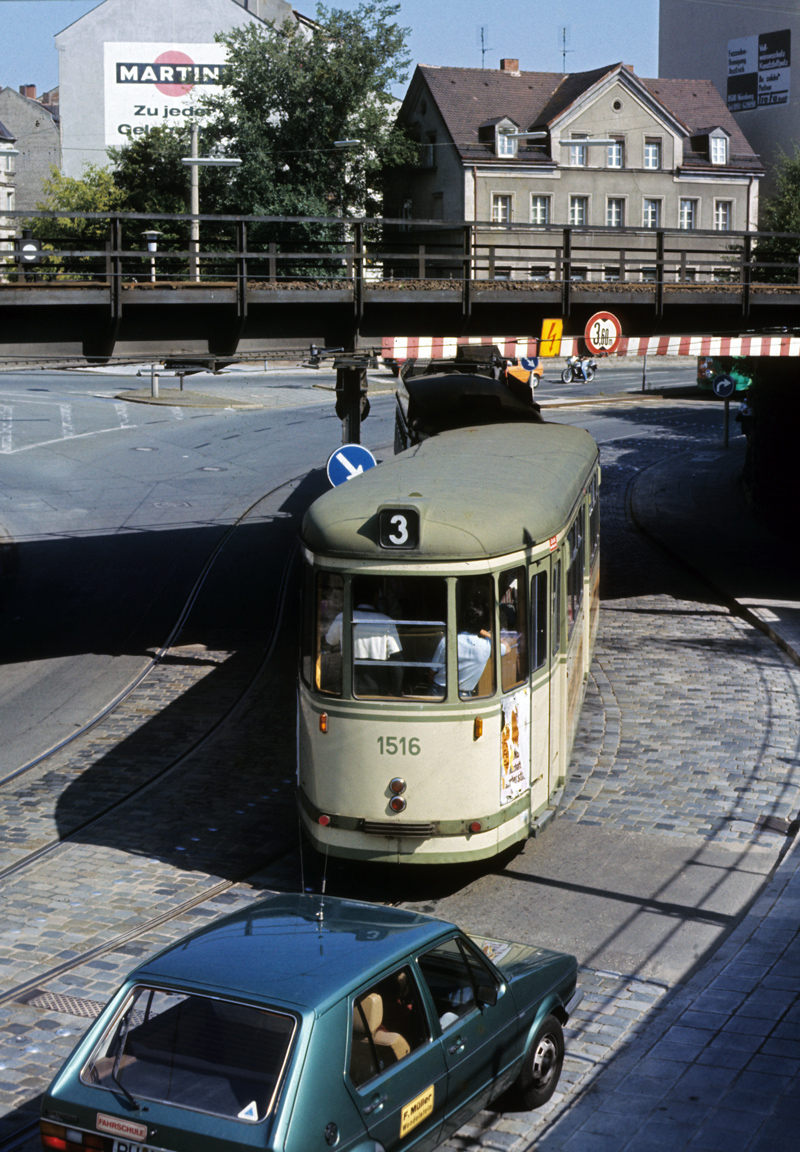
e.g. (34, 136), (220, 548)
(500, 690), (530, 806)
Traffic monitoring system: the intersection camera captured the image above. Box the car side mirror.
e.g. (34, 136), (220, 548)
(476, 984), (498, 1008)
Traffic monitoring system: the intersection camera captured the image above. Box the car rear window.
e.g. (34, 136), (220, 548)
(81, 987), (296, 1123)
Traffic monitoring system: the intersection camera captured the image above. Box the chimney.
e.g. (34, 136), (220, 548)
(19, 84), (37, 99)
(500, 59), (519, 73)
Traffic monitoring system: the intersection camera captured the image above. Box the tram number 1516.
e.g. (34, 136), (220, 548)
(377, 736), (421, 755)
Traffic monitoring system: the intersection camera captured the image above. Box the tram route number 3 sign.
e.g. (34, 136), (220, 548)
(584, 311), (622, 356)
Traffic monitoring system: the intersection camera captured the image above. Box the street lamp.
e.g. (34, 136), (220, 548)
(180, 123), (242, 282)
(141, 229), (162, 283)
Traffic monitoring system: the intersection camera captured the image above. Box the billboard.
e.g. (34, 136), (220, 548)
(104, 41), (228, 146)
(727, 29), (791, 112)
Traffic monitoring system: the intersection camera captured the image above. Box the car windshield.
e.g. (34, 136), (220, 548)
(81, 987), (296, 1123)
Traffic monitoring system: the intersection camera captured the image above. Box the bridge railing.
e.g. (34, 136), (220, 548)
(2, 210), (799, 299)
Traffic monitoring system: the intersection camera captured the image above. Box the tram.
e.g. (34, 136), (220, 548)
(297, 400), (599, 865)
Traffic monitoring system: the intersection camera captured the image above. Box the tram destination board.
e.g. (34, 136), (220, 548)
(379, 508), (420, 549)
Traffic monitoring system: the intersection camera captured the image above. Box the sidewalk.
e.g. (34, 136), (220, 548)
(536, 438), (800, 1152)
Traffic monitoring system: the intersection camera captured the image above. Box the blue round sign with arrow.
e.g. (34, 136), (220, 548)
(326, 443), (377, 487)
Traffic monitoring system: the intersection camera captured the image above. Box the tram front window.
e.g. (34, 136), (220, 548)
(313, 571), (344, 696)
(441, 575), (496, 700)
(349, 576), (447, 700)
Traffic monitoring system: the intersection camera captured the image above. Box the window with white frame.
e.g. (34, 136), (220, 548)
(679, 198), (697, 230)
(607, 139), (624, 168)
(492, 193), (512, 223)
(569, 196), (588, 225)
(497, 130), (516, 157)
(644, 138), (662, 169)
(530, 194), (550, 225)
(606, 198), (624, 227)
(714, 200), (732, 231)
(643, 198), (661, 228)
(569, 136), (588, 166)
(710, 136), (728, 165)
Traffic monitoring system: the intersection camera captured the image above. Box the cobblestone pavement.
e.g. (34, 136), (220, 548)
(2, 400), (799, 1152)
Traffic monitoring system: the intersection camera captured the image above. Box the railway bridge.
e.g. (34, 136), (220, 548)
(3, 209), (800, 363)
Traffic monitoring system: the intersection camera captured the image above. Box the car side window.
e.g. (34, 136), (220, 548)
(349, 966), (429, 1088)
(417, 937), (493, 1031)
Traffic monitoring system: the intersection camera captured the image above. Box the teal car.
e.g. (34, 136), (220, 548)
(40, 894), (581, 1152)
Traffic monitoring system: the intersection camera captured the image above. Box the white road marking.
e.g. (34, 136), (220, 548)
(60, 403), (75, 439)
(1, 405), (12, 453)
(113, 401), (132, 428)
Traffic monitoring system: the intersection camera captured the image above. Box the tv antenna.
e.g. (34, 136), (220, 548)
(478, 25), (493, 69)
(560, 26), (574, 73)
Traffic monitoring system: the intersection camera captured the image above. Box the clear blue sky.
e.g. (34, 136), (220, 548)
(0, 0), (660, 95)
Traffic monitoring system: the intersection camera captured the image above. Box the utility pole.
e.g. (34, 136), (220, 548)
(189, 122), (199, 283)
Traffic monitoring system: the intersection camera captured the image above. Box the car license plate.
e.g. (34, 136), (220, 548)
(113, 1142), (160, 1152)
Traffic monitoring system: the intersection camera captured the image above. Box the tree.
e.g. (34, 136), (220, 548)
(755, 147), (800, 283)
(198, 2), (417, 220)
(108, 125), (191, 216)
(31, 163), (128, 243)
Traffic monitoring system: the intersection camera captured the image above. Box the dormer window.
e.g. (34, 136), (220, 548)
(497, 130), (516, 157)
(478, 117), (519, 157)
(710, 133), (728, 165)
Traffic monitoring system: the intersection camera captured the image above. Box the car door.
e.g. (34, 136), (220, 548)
(345, 964), (448, 1152)
(416, 935), (521, 1137)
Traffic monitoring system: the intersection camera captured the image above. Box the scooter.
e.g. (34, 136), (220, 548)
(561, 355), (598, 383)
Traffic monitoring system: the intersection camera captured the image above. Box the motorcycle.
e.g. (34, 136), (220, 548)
(561, 355), (598, 384)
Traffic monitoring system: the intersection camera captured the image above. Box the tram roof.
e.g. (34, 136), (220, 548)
(302, 422), (599, 560)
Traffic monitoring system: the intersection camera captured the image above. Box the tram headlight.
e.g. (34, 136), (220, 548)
(389, 796), (407, 813)
(389, 778), (406, 795)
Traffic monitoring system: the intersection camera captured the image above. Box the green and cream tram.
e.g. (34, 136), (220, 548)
(298, 422), (600, 864)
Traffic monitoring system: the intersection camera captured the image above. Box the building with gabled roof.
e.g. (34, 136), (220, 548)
(55, 0), (312, 178)
(0, 86), (61, 212)
(389, 59), (763, 284)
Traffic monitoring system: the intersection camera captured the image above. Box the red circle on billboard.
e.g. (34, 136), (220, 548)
(154, 51), (196, 97)
(584, 311), (622, 355)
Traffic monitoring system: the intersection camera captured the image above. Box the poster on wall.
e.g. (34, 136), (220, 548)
(104, 42), (229, 147)
(727, 29), (790, 112)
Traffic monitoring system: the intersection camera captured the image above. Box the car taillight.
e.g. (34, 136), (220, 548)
(40, 1122), (104, 1151)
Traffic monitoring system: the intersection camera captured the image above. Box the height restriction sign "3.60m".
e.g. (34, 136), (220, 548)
(584, 311), (622, 356)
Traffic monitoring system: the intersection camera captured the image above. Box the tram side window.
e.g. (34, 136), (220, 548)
(566, 517), (585, 637)
(314, 571), (344, 696)
(500, 567), (529, 692)
(531, 570), (548, 671)
(589, 474), (599, 561)
(350, 575), (446, 700)
(452, 575), (496, 699)
(552, 560), (562, 656)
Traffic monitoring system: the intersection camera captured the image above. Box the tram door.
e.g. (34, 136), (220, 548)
(548, 552), (567, 795)
(529, 563), (550, 814)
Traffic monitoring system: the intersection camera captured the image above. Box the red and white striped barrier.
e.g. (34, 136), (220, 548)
(382, 334), (800, 361)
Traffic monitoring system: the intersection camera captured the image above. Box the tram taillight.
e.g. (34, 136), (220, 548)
(389, 796), (407, 813)
(318, 814), (331, 826)
(389, 778), (406, 794)
(469, 821), (483, 833)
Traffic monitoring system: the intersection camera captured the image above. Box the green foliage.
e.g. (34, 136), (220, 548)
(755, 147), (800, 282)
(31, 164), (127, 243)
(199, 1), (417, 224)
(108, 125), (191, 216)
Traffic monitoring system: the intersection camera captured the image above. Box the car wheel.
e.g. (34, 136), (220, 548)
(560, 368), (573, 383)
(517, 1014), (564, 1108)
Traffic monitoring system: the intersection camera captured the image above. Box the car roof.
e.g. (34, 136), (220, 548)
(130, 894), (453, 1014)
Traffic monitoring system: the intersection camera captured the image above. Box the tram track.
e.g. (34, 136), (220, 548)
(0, 469), (308, 889)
